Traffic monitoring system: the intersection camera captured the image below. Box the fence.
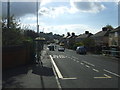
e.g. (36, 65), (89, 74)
(2, 43), (35, 70)
(102, 50), (120, 58)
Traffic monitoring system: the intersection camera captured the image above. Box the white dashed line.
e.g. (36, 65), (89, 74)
(82, 61), (95, 67)
(72, 56), (78, 60)
(81, 63), (84, 65)
(104, 69), (120, 78)
(92, 69), (99, 72)
(61, 78), (77, 80)
(73, 59), (76, 61)
(85, 65), (90, 68)
(104, 74), (112, 78)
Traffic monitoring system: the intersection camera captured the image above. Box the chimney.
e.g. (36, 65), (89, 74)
(85, 31), (89, 34)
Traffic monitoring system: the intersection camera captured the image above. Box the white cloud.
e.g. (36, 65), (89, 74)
(40, 0), (52, 6)
(39, 1), (106, 18)
(70, 0), (106, 13)
(39, 6), (70, 18)
(41, 24), (100, 35)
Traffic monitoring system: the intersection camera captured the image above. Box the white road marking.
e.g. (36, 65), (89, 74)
(92, 69), (99, 72)
(61, 78), (77, 80)
(104, 69), (120, 78)
(68, 56), (71, 58)
(76, 61), (79, 63)
(94, 74), (112, 79)
(52, 65), (62, 89)
(73, 59), (76, 61)
(53, 55), (67, 59)
(59, 55), (66, 58)
(81, 63), (84, 65)
(53, 55), (59, 58)
(50, 55), (77, 80)
(49, 55), (63, 78)
(72, 56), (78, 60)
(82, 61), (95, 67)
(94, 76), (112, 79)
(85, 65), (90, 68)
(104, 74), (112, 78)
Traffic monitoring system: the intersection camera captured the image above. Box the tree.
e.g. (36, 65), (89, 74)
(2, 16), (24, 46)
(24, 30), (39, 40)
(73, 42), (84, 50)
(105, 25), (114, 30)
(82, 38), (95, 51)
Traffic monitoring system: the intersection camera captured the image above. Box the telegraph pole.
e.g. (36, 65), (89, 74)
(7, 0), (10, 28)
(36, 0), (39, 34)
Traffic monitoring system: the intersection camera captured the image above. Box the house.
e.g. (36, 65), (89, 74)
(109, 26), (120, 47)
(60, 32), (76, 49)
(66, 32), (76, 49)
(76, 31), (93, 43)
(91, 27), (111, 47)
(108, 26), (120, 57)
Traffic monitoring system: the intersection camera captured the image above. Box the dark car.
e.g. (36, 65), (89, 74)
(76, 46), (87, 54)
(58, 47), (65, 52)
(48, 45), (55, 51)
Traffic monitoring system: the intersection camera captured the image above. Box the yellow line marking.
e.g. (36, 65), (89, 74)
(94, 74), (112, 79)
(94, 77), (111, 79)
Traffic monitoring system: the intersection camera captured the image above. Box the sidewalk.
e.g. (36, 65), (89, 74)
(2, 48), (58, 88)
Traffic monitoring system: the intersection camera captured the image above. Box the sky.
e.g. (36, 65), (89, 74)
(1, 0), (119, 35)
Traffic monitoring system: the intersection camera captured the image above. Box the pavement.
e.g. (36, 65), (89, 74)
(2, 48), (59, 89)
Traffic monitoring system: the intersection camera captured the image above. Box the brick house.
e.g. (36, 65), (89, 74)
(76, 31), (92, 43)
(91, 27), (112, 53)
(91, 27), (111, 47)
(108, 26), (120, 57)
(109, 26), (120, 47)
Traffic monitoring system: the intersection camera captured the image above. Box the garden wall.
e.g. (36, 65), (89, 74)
(2, 43), (34, 70)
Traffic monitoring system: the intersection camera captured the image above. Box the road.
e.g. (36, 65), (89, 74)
(47, 45), (119, 88)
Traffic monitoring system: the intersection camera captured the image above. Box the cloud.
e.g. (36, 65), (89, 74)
(2, 1), (106, 19)
(2, 2), (40, 18)
(70, 0), (106, 13)
(42, 24), (99, 35)
(39, 1), (106, 18)
(39, 6), (69, 18)
(40, 0), (52, 6)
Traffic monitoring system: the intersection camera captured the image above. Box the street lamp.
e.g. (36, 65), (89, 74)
(35, 0), (46, 65)
(36, 0), (39, 34)
(7, 0), (10, 28)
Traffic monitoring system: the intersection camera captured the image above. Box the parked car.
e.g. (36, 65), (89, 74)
(76, 46), (87, 54)
(48, 45), (55, 51)
(58, 47), (65, 52)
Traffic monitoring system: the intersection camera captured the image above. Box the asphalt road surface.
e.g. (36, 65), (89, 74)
(47, 45), (120, 88)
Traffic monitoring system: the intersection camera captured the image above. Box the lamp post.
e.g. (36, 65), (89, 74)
(36, 0), (39, 34)
(35, 0), (46, 65)
(7, 0), (10, 28)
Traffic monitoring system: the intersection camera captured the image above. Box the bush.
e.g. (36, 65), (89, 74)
(73, 42), (84, 50)
(2, 16), (25, 46)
